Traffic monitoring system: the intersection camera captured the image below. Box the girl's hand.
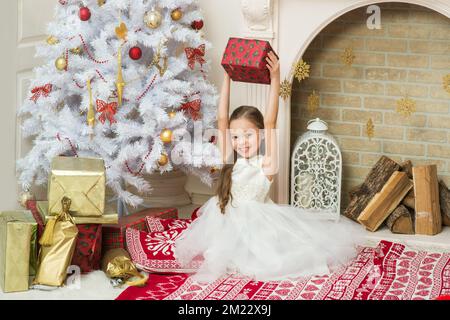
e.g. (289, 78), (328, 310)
(266, 51), (280, 80)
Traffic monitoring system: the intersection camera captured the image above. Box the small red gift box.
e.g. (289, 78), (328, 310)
(221, 37), (277, 85)
(71, 224), (102, 274)
(102, 207), (178, 252)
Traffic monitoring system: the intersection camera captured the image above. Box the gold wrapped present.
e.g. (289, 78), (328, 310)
(34, 197), (79, 287)
(0, 211), (37, 293)
(37, 201), (118, 225)
(48, 157), (105, 217)
(102, 248), (147, 287)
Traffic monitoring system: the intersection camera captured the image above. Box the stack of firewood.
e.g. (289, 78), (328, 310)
(344, 156), (450, 236)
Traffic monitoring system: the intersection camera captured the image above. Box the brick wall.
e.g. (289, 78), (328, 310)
(291, 3), (450, 207)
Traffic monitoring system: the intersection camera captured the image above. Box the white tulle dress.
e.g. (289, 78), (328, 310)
(173, 155), (364, 283)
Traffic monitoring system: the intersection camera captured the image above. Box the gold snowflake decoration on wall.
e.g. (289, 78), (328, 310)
(307, 90), (320, 114)
(366, 118), (375, 140)
(293, 59), (310, 83)
(396, 96), (416, 117)
(443, 74), (450, 94)
(279, 79), (292, 101)
(341, 47), (355, 66)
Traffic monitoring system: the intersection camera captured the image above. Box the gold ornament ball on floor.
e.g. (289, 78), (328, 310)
(144, 10), (162, 29)
(160, 129), (173, 143)
(158, 154), (169, 166)
(55, 56), (67, 71)
(171, 8), (183, 21)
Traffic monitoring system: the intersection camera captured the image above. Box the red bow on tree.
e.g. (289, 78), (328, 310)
(180, 99), (202, 121)
(185, 44), (206, 70)
(96, 99), (118, 125)
(30, 84), (53, 103)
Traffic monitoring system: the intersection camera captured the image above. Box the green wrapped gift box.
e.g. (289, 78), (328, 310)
(0, 211), (37, 293)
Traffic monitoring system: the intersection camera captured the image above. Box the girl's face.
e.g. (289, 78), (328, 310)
(229, 118), (261, 159)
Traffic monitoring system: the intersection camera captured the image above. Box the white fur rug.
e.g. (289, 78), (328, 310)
(0, 271), (125, 300)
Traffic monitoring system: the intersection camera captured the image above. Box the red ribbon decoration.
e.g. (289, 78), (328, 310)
(185, 44), (206, 70)
(30, 84), (52, 103)
(180, 99), (202, 121)
(96, 99), (118, 125)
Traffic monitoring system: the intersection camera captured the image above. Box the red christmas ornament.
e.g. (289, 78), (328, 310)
(191, 20), (204, 31)
(30, 84), (52, 103)
(96, 99), (118, 125)
(185, 44), (206, 70)
(129, 46), (142, 60)
(180, 99), (202, 121)
(79, 7), (91, 21)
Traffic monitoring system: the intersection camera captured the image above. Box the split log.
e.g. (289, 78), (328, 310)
(386, 205), (414, 234)
(357, 171), (413, 232)
(344, 156), (400, 221)
(413, 165), (441, 235)
(400, 160), (413, 179)
(349, 183), (363, 199)
(402, 189), (415, 210)
(439, 180), (450, 227)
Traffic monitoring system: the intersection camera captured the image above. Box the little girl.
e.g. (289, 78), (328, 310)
(173, 52), (362, 283)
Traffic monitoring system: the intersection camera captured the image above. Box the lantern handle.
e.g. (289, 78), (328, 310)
(307, 118), (328, 131)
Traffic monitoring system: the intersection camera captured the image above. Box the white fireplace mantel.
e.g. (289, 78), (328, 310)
(240, 0), (450, 204)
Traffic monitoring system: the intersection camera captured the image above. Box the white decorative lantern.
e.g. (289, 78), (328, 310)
(291, 118), (342, 221)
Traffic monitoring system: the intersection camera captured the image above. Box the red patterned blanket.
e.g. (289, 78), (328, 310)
(116, 240), (450, 300)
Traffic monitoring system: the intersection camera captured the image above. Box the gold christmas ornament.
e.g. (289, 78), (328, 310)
(70, 47), (83, 55)
(115, 22), (128, 41)
(158, 154), (169, 166)
(443, 74), (450, 94)
(116, 43), (126, 106)
(396, 96), (416, 117)
(160, 129), (173, 144)
(366, 118), (375, 140)
(150, 39), (169, 76)
(19, 191), (35, 208)
(171, 8), (183, 21)
(279, 79), (292, 101)
(168, 110), (177, 119)
(307, 90), (320, 115)
(293, 59), (310, 83)
(341, 47), (355, 66)
(87, 79), (95, 129)
(55, 56), (67, 71)
(144, 9), (162, 29)
(98, 0), (106, 6)
(46, 36), (59, 45)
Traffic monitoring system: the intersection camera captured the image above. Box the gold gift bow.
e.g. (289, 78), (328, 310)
(39, 197), (74, 246)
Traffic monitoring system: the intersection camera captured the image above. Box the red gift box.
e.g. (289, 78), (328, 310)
(221, 37), (277, 84)
(102, 207), (178, 252)
(71, 224), (102, 273)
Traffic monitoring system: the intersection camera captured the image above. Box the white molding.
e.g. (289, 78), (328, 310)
(241, 0), (275, 39)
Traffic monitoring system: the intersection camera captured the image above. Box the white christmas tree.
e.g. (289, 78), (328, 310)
(17, 0), (220, 207)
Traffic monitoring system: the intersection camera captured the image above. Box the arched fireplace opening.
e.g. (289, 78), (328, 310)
(289, 2), (450, 212)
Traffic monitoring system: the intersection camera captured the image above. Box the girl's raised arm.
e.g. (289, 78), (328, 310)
(217, 72), (233, 164)
(262, 52), (280, 181)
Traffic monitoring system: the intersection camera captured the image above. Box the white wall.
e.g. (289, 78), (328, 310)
(186, 0), (248, 201)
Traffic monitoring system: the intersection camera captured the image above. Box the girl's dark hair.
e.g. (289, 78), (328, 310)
(216, 106), (264, 214)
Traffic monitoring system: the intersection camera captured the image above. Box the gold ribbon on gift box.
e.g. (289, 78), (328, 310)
(0, 211), (37, 293)
(48, 157), (106, 217)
